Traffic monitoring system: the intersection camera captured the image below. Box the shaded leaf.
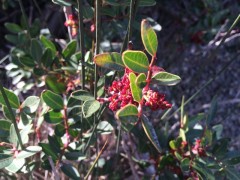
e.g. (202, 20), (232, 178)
(21, 96), (40, 114)
(45, 75), (66, 94)
(42, 90), (64, 110)
(0, 87), (20, 109)
(141, 19), (158, 56)
(65, 152), (86, 161)
(225, 167), (240, 180)
(62, 40), (77, 59)
(61, 163), (80, 180)
(180, 158), (190, 172)
(152, 71), (181, 86)
(0, 154), (14, 169)
(141, 115), (161, 153)
(4, 23), (22, 33)
(71, 90), (94, 102)
(39, 143), (58, 160)
(94, 52), (125, 71)
(16, 146), (42, 159)
(31, 39), (42, 62)
(19, 55), (36, 68)
(0, 119), (11, 137)
(207, 96), (218, 127)
(122, 50), (149, 73)
(40, 35), (57, 54)
(97, 121), (114, 134)
(44, 110), (63, 124)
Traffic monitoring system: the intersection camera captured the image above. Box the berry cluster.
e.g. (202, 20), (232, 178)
(192, 139), (206, 156)
(143, 89), (172, 110)
(108, 69), (137, 111)
(64, 14), (78, 37)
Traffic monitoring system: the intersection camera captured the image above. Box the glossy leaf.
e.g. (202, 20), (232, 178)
(71, 90), (94, 102)
(5, 158), (25, 173)
(4, 23), (22, 33)
(39, 143), (58, 160)
(141, 115), (161, 153)
(16, 146), (42, 159)
(42, 90), (64, 110)
(65, 152), (86, 161)
(21, 96), (40, 114)
(30, 39), (42, 62)
(0, 87), (20, 109)
(122, 50), (149, 73)
(19, 55), (36, 68)
(129, 73), (142, 102)
(141, 19), (158, 56)
(116, 104), (138, 131)
(152, 71), (181, 86)
(61, 163), (80, 180)
(40, 35), (57, 54)
(94, 52), (125, 71)
(0, 154), (14, 169)
(82, 100), (100, 118)
(44, 110), (63, 124)
(136, 73), (147, 88)
(62, 40), (77, 59)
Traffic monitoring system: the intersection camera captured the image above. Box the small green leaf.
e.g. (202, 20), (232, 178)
(16, 146), (42, 159)
(192, 161), (215, 180)
(141, 19), (158, 56)
(65, 152), (86, 161)
(40, 35), (57, 54)
(4, 23), (23, 33)
(42, 90), (64, 110)
(0, 87), (20, 109)
(97, 121), (114, 135)
(2, 105), (16, 120)
(19, 55), (36, 68)
(31, 39), (42, 62)
(169, 140), (177, 150)
(71, 90), (94, 102)
(129, 73), (142, 102)
(5, 34), (18, 44)
(225, 167), (240, 180)
(0, 119), (11, 137)
(207, 96), (218, 127)
(82, 100), (100, 118)
(9, 124), (19, 147)
(152, 72), (181, 86)
(5, 158), (25, 173)
(116, 104), (138, 131)
(135, 73), (147, 88)
(44, 110), (63, 124)
(39, 143), (58, 160)
(21, 96), (40, 114)
(94, 52), (125, 71)
(141, 115), (161, 153)
(180, 158), (190, 172)
(0, 154), (14, 169)
(45, 75), (66, 94)
(41, 48), (54, 68)
(62, 40), (77, 59)
(61, 163), (80, 180)
(122, 50), (149, 73)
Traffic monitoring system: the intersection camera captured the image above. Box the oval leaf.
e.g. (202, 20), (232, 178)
(61, 163), (80, 180)
(45, 75), (66, 94)
(152, 71), (181, 86)
(0, 119), (11, 137)
(42, 90), (64, 110)
(71, 90), (94, 102)
(141, 19), (158, 56)
(122, 50), (149, 73)
(16, 146), (42, 159)
(94, 52), (125, 71)
(44, 110), (63, 124)
(0, 87), (20, 109)
(0, 154), (14, 169)
(129, 73), (142, 102)
(82, 100), (100, 118)
(62, 40), (77, 59)
(5, 158), (25, 173)
(21, 96), (40, 114)
(40, 35), (57, 54)
(141, 115), (161, 153)
(135, 73), (147, 88)
(116, 104), (138, 131)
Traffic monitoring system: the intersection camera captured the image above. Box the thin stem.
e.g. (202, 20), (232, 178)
(0, 84), (24, 149)
(17, 0), (31, 38)
(32, 0), (42, 16)
(164, 52), (239, 121)
(77, 0), (86, 89)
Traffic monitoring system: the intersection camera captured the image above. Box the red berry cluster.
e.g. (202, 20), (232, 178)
(64, 14), (78, 37)
(143, 89), (172, 110)
(108, 69), (137, 111)
(192, 139), (206, 156)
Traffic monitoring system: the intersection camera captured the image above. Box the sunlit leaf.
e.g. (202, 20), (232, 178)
(129, 73), (142, 102)
(152, 71), (181, 86)
(0, 87), (20, 109)
(21, 96), (40, 114)
(0, 154), (14, 169)
(82, 100), (100, 118)
(42, 90), (64, 110)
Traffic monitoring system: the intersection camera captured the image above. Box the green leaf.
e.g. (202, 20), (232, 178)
(135, 73), (147, 88)
(192, 161), (215, 180)
(41, 48), (54, 68)
(45, 75), (66, 94)
(169, 140), (177, 150)
(65, 152), (86, 161)
(21, 96), (40, 114)
(0, 119), (11, 137)
(82, 100), (100, 118)
(39, 143), (58, 160)
(116, 104), (138, 132)
(42, 90), (64, 110)
(141, 19), (158, 56)
(62, 40), (77, 59)
(94, 52), (125, 71)
(225, 167), (240, 180)
(5, 158), (25, 173)
(16, 146), (42, 159)
(152, 72), (181, 86)
(44, 110), (63, 124)
(9, 124), (19, 147)
(141, 115), (161, 153)
(180, 158), (190, 172)
(61, 163), (80, 180)
(122, 50), (149, 73)
(71, 90), (94, 102)
(19, 55), (36, 68)
(40, 35), (57, 54)
(0, 154), (14, 169)
(223, 152), (240, 165)
(82, 6), (94, 19)
(52, 0), (75, 6)
(2, 105), (16, 120)
(207, 96), (218, 127)
(31, 39), (42, 62)
(4, 23), (23, 34)
(97, 121), (114, 135)
(0, 87), (20, 109)
(129, 73), (142, 102)
(48, 135), (62, 153)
